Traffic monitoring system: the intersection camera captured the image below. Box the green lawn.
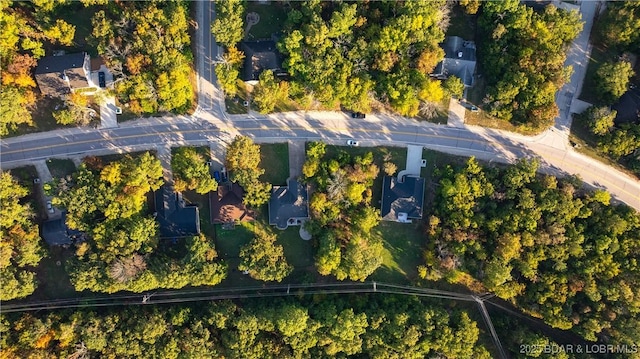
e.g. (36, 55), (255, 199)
(371, 222), (424, 283)
(260, 143), (289, 185)
(214, 218), (314, 286)
(46, 159), (77, 179)
(245, 2), (287, 40)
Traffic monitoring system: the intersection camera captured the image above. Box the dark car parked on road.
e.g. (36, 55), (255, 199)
(351, 112), (366, 119)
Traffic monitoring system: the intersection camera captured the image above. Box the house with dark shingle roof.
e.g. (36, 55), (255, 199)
(35, 52), (95, 96)
(210, 183), (255, 224)
(431, 36), (477, 88)
(380, 175), (425, 223)
(41, 212), (82, 246)
(154, 185), (200, 239)
(239, 40), (286, 84)
(268, 179), (309, 230)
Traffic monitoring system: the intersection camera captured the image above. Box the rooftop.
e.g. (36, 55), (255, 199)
(268, 179), (309, 230)
(380, 175), (426, 223)
(41, 212), (82, 246)
(432, 36), (477, 87)
(154, 185), (200, 239)
(240, 40), (284, 82)
(210, 183), (255, 224)
(35, 52), (90, 95)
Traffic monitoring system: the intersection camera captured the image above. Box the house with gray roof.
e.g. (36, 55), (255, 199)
(41, 212), (82, 246)
(154, 185), (200, 239)
(35, 52), (95, 97)
(239, 40), (286, 85)
(268, 179), (309, 230)
(380, 175), (425, 223)
(431, 36), (477, 88)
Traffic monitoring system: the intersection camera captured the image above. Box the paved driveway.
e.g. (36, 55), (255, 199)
(99, 97), (118, 129)
(448, 99), (466, 128)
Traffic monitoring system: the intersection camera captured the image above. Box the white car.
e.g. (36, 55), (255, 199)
(46, 201), (54, 213)
(346, 140), (359, 146)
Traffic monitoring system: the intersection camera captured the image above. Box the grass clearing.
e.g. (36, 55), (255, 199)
(245, 2), (287, 40)
(260, 143), (289, 185)
(214, 217), (314, 286)
(46, 159), (77, 179)
(371, 221), (424, 283)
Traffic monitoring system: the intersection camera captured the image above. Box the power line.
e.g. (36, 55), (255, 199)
(1, 282), (508, 358)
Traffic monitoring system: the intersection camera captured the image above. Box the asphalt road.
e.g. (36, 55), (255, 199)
(1, 0), (639, 210)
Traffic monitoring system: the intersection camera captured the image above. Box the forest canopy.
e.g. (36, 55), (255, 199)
(422, 157), (640, 346)
(0, 295), (491, 359)
(477, 0), (582, 129)
(0, 172), (45, 301)
(52, 153), (226, 293)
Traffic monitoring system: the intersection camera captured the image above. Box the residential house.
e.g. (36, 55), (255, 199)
(431, 36), (477, 88)
(268, 179), (309, 230)
(239, 40), (286, 85)
(380, 175), (425, 223)
(35, 52), (94, 96)
(210, 183), (255, 224)
(41, 211), (83, 246)
(154, 185), (201, 239)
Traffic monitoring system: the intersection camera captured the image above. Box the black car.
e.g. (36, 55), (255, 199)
(98, 72), (106, 88)
(351, 112), (366, 119)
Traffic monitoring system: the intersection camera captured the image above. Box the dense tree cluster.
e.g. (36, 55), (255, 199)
(0, 295), (490, 358)
(424, 157), (640, 345)
(0, 1), (77, 134)
(578, 106), (640, 176)
(278, 0), (448, 116)
(238, 226), (292, 282)
(0, 172), (45, 301)
(212, 0), (245, 98)
(594, 60), (635, 105)
(253, 70), (290, 114)
(91, 1), (193, 114)
(303, 142), (383, 281)
(211, 0), (244, 48)
(171, 147), (218, 195)
(477, 0), (582, 129)
(225, 136), (272, 207)
(596, 1), (640, 52)
(53, 153), (226, 293)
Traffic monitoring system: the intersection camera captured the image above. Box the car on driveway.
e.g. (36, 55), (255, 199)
(213, 171), (221, 183)
(346, 139), (359, 146)
(98, 72), (106, 88)
(46, 201), (54, 213)
(351, 112), (366, 119)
